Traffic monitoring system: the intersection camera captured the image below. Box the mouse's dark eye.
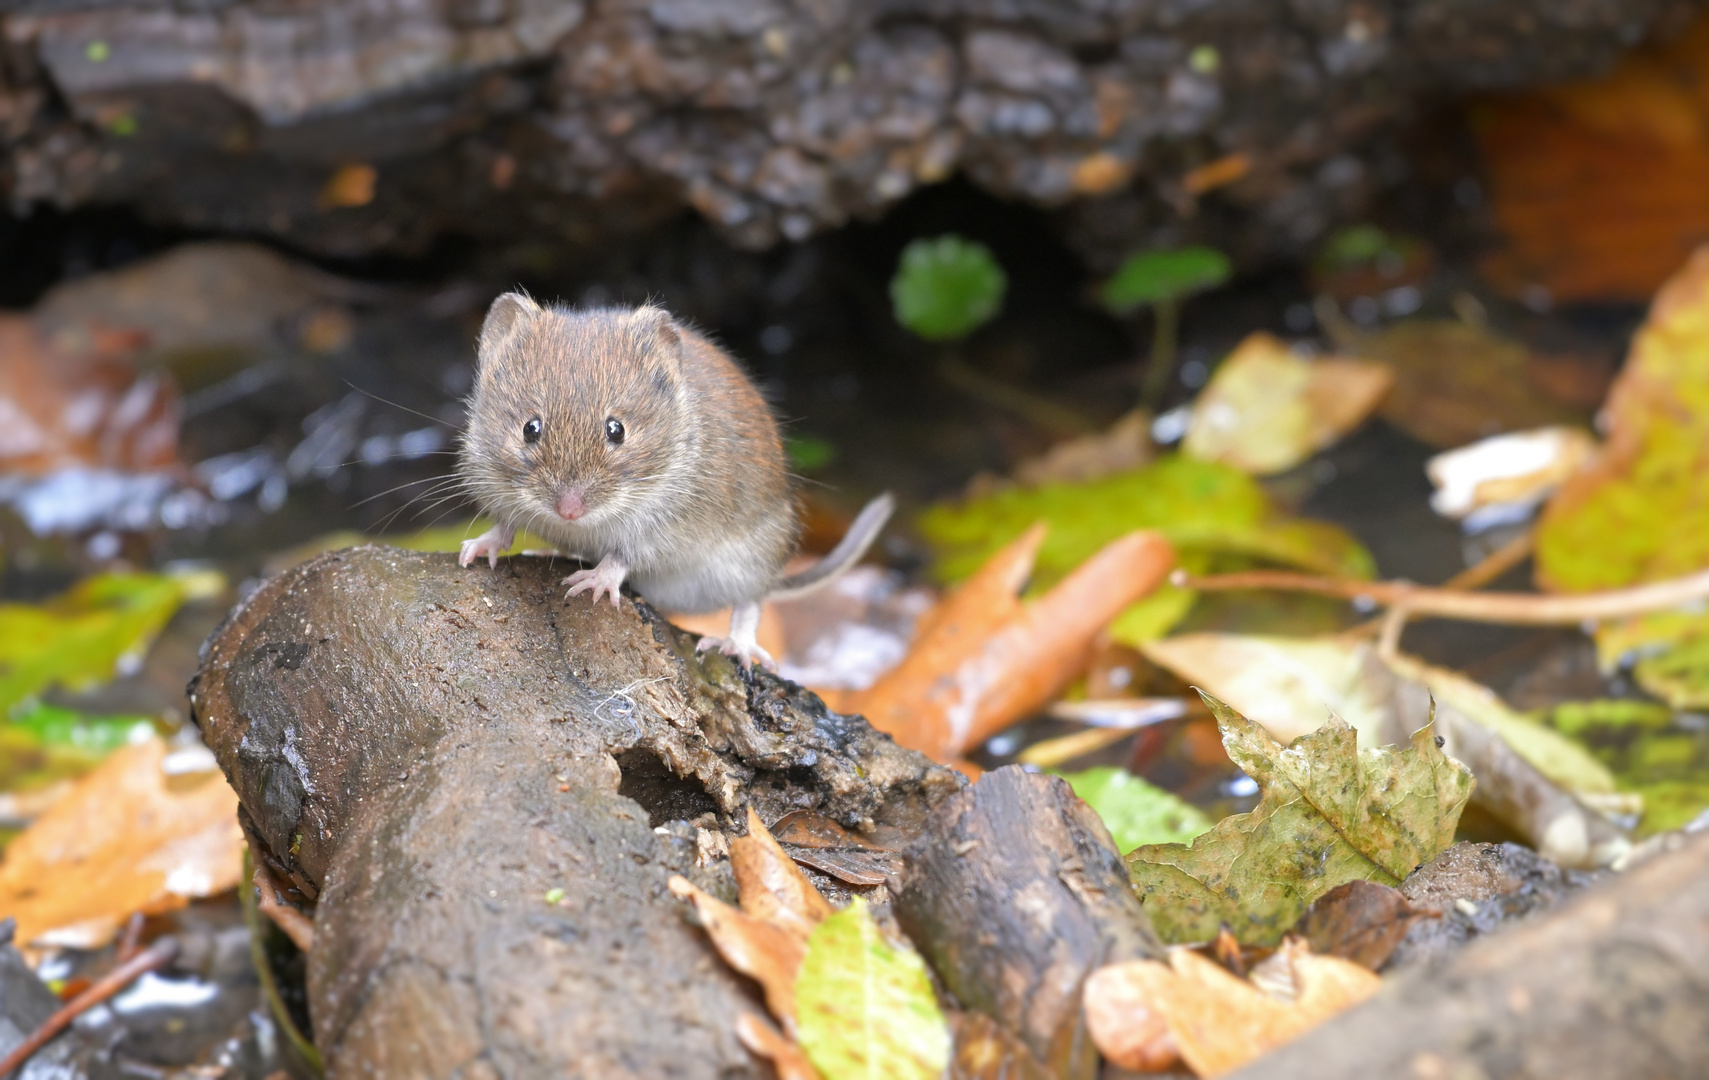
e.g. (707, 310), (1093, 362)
(522, 417), (542, 444)
(605, 417), (625, 445)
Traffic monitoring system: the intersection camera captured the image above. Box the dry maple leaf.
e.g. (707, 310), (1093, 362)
(828, 527), (1174, 761)
(736, 1011), (822, 1080)
(0, 738), (242, 951)
(1085, 939), (1382, 1077)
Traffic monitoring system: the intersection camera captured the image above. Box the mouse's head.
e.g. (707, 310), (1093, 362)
(460, 294), (691, 531)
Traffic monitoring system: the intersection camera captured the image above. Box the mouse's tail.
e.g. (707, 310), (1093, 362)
(771, 493), (896, 599)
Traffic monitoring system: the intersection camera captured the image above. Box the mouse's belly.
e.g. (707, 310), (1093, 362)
(626, 535), (779, 613)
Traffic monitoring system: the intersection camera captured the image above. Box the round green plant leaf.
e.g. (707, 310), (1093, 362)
(890, 235), (1007, 342)
(1100, 246), (1231, 314)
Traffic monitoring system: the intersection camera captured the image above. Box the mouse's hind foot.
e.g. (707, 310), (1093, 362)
(694, 601), (774, 671)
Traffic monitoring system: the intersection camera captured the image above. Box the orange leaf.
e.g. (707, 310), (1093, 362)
(669, 875), (809, 1033)
(841, 528), (1174, 761)
(0, 738), (242, 951)
(736, 1011), (823, 1080)
(731, 806), (835, 935)
(1085, 940), (1381, 1077)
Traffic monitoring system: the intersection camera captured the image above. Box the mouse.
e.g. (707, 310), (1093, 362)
(455, 292), (894, 670)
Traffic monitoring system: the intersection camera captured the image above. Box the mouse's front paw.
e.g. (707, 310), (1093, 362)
(694, 634), (777, 672)
(459, 524), (515, 569)
(563, 557), (628, 607)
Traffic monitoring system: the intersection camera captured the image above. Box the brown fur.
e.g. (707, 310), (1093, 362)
(458, 297), (797, 613)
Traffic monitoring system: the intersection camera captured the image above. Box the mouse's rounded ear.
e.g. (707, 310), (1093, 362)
(629, 304), (683, 358)
(478, 291), (540, 360)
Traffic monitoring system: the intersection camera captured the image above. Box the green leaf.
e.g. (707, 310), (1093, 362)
(1100, 247), (1231, 315)
(890, 235), (1007, 342)
(1536, 700), (1709, 836)
(8, 701), (154, 754)
(796, 897), (951, 1080)
(1059, 766), (1213, 853)
(1537, 252), (1709, 592)
(1126, 692), (1472, 946)
(0, 571), (218, 715)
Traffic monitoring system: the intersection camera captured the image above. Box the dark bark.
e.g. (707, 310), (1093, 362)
(2, 1), (1701, 262)
(894, 766), (1163, 1080)
(1229, 829), (1709, 1080)
(189, 545), (961, 1078)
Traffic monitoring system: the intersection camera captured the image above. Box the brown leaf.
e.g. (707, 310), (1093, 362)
(731, 806), (835, 936)
(1083, 963), (1180, 1073)
(1291, 880), (1431, 971)
(950, 1011), (1058, 1080)
(0, 315), (179, 476)
(1343, 320), (1584, 449)
(0, 738), (242, 951)
(838, 527), (1175, 761)
(1477, 16), (1709, 302)
(669, 875), (809, 1033)
(1011, 408), (1154, 487)
(736, 1011), (822, 1080)
(1086, 941), (1382, 1077)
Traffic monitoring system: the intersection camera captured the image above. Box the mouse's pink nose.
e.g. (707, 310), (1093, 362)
(555, 488), (587, 521)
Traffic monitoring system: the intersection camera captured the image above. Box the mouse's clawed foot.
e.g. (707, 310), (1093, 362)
(695, 601), (774, 671)
(695, 634), (777, 672)
(563, 555), (629, 608)
(459, 523), (516, 569)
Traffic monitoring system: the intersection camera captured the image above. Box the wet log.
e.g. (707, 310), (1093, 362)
(1229, 828), (1709, 1080)
(893, 766), (1163, 1080)
(189, 545), (961, 1078)
(1, 0), (1698, 263)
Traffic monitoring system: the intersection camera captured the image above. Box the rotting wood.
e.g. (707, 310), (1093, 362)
(893, 766), (1163, 1080)
(189, 546), (960, 1078)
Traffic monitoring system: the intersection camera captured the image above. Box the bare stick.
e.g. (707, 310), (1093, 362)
(0, 938), (178, 1078)
(1173, 561), (1709, 626)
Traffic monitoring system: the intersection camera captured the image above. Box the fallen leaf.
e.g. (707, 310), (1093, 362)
(833, 528), (1174, 762)
(795, 897), (951, 1080)
(1538, 698), (1709, 836)
(0, 315), (178, 476)
(1125, 692), (1471, 945)
(1182, 332), (1393, 476)
(0, 737), (243, 950)
(1011, 408), (1154, 487)
(737, 1011), (822, 1080)
(1533, 248), (1709, 714)
(668, 876), (809, 1033)
(1476, 15), (1709, 302)
(1144, 633), (1618, 797)
(1086, 940), (1381, 1078)
(921, 455), (1373, 587)
(1290, 879), (1430, 970)
(1081, 962), (1178, 1073)
(731, 806), (837, 936)
(1057, 766), (1213, 854)
(1340, 320), (1585, 449)
(1427, 426), (1600, 527)
(0, 570), (221, 714)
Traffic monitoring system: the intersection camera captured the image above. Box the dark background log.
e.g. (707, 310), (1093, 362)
(894, 766), (1162, 1080)
(189, 545), (961, 1077)
(1229, 829), (1709, 1080)
(2, 0), (1701, 266)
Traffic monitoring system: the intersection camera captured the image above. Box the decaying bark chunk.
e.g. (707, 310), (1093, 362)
(190, 546), (960, 1077)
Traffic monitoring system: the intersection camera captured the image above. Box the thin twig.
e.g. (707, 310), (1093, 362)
(1175, 558), (1709, 626)
(1343, 528), (1536, 643)
(114, 912), (146, 965)
(0, 938), (178, 1079)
